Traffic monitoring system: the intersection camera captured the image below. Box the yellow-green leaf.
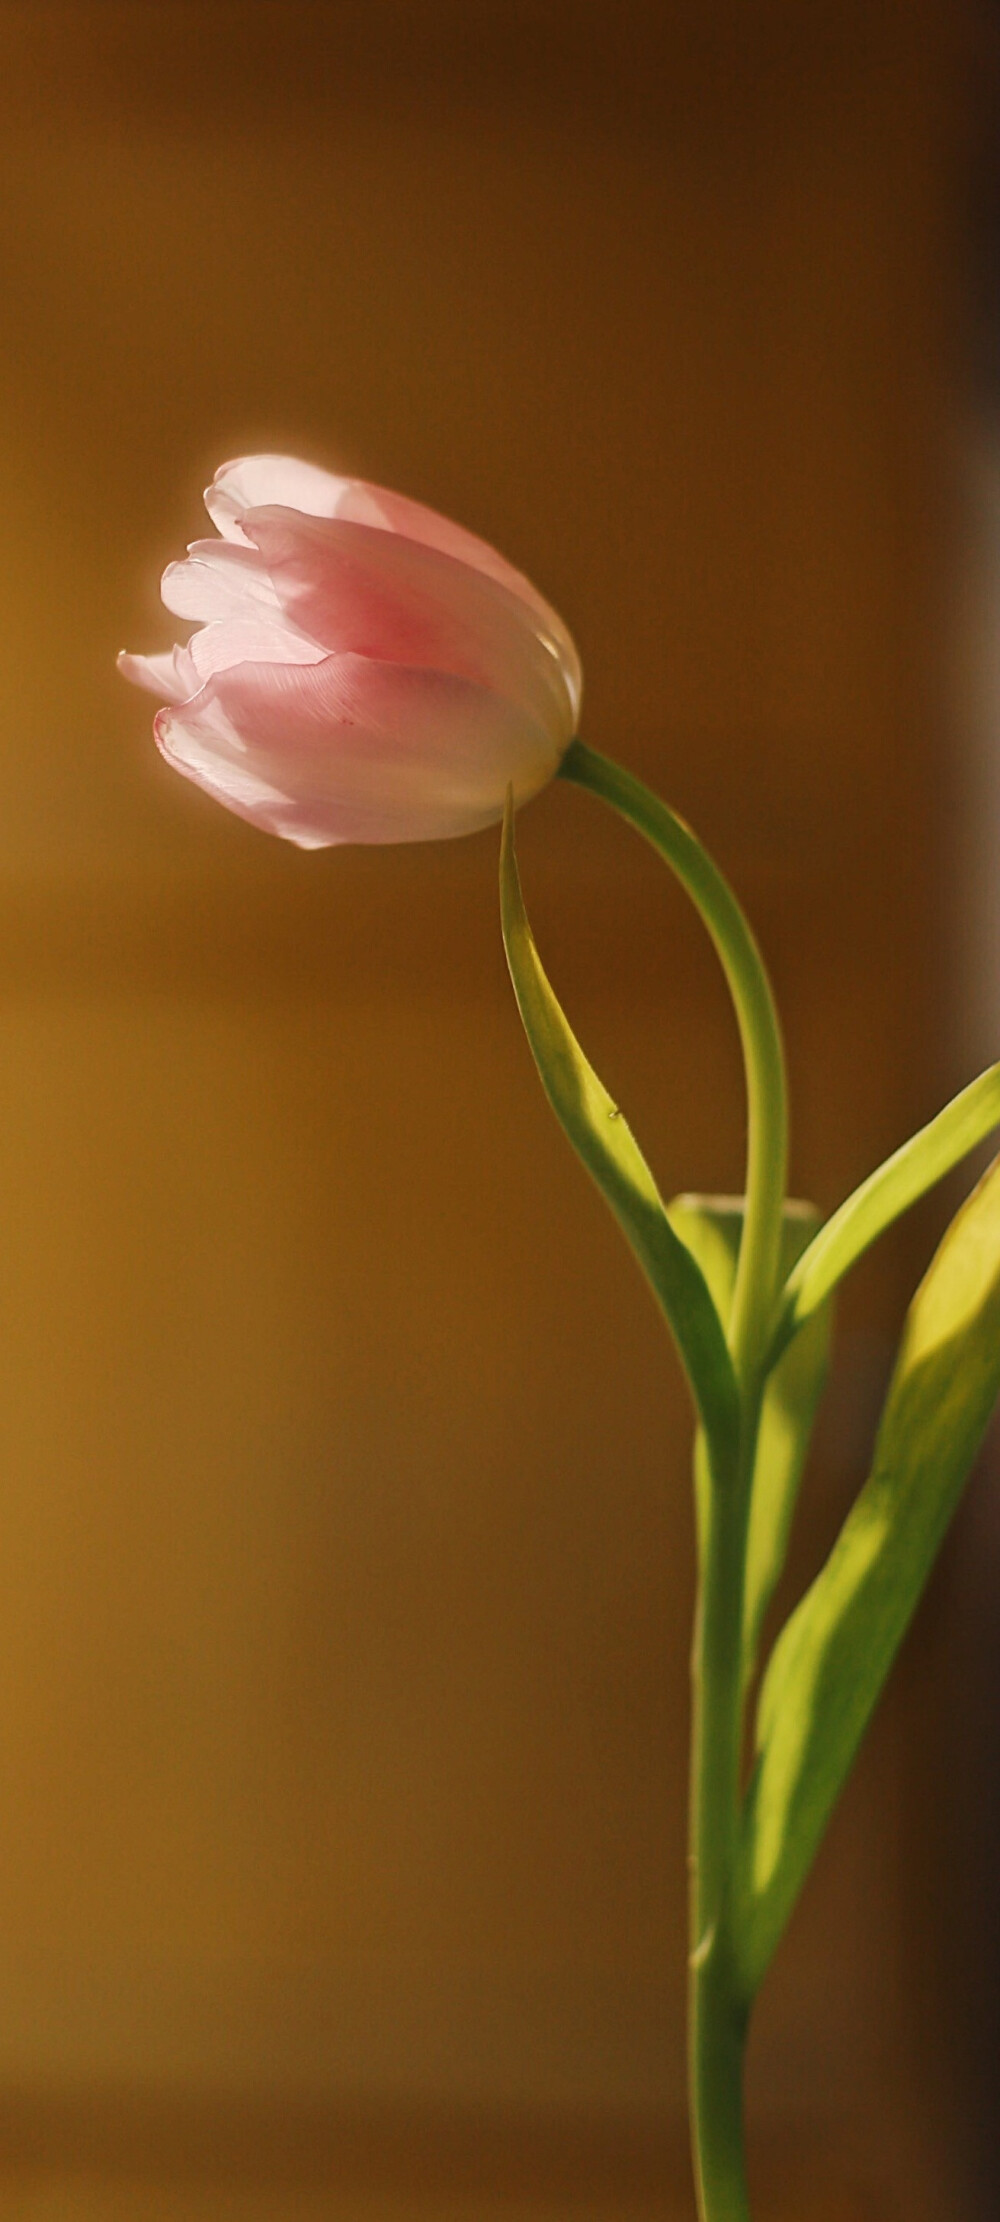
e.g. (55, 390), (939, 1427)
(771, 1063), (1000, 1361)
(738, 1152), (1000, 1996)
(500, 795), (740, 1487)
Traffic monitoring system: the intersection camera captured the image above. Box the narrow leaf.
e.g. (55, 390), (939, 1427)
(668, 1195), (832, 1669)
(772, 1063), (1000, 1360)
(500, 794), (740, 1484)
(738, 1152), (1000, 1996)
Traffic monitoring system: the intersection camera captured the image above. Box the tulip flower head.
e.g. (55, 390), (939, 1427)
(119, 456), (581, 847)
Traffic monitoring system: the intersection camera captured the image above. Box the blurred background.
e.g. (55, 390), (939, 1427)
(0, 0), (996, 2214)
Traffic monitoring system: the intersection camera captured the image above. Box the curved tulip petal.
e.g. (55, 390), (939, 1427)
(209, 455), (581, 719)
(154, 652), (563, 849)
(242, 508), (575, 742)
(205, 454), (353, 543)
(186, 618), (328, 682)
(161, 541), (284, 625)
(331, 482), (582, 720)
(117, 644), (198, 702)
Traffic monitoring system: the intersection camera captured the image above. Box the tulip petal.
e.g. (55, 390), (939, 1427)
(332, 482), (582, 722)
(161, 541), (283, 624)
(208, 456), (581, 718)
(242, 509), (576, 744)
(154, 652), (562, 849)
(117, 645), (198, 703)
(186, 619), (327, 682)
(205, 454), (352, 543)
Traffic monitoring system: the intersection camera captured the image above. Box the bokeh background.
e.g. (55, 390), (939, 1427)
(0, 0), (997, 2214)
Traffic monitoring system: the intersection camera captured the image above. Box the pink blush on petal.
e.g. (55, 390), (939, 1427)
(242, 510), (575, 745)
(154, 652), (563, 848)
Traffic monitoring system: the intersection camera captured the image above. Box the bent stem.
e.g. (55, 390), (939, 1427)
(557, 741), (787, 2221)
(557, 740), (788, 1382)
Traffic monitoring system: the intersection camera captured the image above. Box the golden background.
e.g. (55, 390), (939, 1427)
(0, 0), (994, 2214)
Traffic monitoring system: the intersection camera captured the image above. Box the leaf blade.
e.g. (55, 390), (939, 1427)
(774, 1063), (1000, 1357)
(500, 795), (740, 1483)
(738, 1151), (1000, 1995)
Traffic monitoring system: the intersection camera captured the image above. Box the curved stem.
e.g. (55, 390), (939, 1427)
(556, 741), (787, 2220)
(557, 740), (788, 1391)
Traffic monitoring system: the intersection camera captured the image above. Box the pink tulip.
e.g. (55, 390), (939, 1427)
(119, 455), (581, 848)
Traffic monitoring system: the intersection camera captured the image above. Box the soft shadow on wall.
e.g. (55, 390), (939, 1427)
(943, 14), (1000, 2217)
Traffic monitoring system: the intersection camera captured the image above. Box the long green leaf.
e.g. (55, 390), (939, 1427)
(771, 1063), (1000, 1362)
(737, 1151), (1000, 1996)
(668, 1196), (832, 1671)
(500, 795), (740, 1485)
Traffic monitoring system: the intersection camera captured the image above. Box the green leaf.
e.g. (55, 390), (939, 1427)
(737, 1152), (1000, 1996)
(668, 1196), (832, 1666)
(499, 793), (740, 1486)
(771, 1062), (1000, 1361)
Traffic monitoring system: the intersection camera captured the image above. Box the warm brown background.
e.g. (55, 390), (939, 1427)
(0, 0), (993, 2215)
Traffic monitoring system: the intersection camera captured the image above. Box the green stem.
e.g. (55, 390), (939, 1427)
(689, 1935), (752, 2222)
(557, 741), (786, 2219)
(688, 1407), (757, 2222)
(557, 740), (788, 1386)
